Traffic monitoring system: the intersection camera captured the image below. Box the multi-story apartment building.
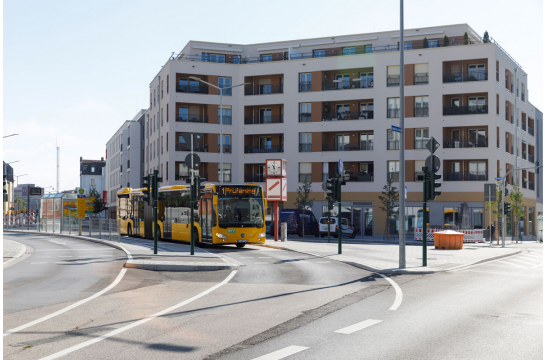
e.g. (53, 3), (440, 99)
(105, 110), (145, 218)
(79, 157), (106, 216)
(144, 23), (541, 238)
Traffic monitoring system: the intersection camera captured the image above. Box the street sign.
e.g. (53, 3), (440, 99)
(495, 177), (503, 181)
(426, 137), (440, 154)
(391, 125), (402, 133)
(484, 184), (497, 202)
(184, 153), (201, 170)
(338, 159), (343, 174)
(29, 187), (42, 196)
(425, 155), (440, 173)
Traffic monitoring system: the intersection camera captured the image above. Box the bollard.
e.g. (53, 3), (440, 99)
(109, 219), (112, 240)
(281, 222), (287, 242)
(79, 218), (82, 236)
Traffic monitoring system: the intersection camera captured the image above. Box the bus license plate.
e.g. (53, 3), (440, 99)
(237, 240), (248, 244)
(228, 229), (236, 233)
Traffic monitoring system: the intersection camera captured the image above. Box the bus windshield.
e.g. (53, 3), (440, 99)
(217, 197), (264, 228)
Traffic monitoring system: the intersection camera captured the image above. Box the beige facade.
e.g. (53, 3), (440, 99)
(143, 23), (541, 237)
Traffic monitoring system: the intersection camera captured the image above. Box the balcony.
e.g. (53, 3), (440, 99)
(414, 73), (429, 85)
(245, 84), (283, 96)
(176, 84), (209, 94)
(299, 174), (312, 182)
(245, 146), (283, 154)
(245, 174), (265, 183)
(388, 172), (400, 182)
(387, 108), (400, 118)
(175, 143), (208, 152)
(443, 105), (488, 116)
(343, 172), (374, 182)
(322, 79), (373, 91)
(244, 115), (284, 125)
(443, 72), (488, 83)
(387, 140), (400, 150)
(414, 107), (429, 117)
(387, 75), (400, 87)
(176, 114), (209, 123)
(322, 141), (373, 152)
(299, 143), (312, 152)
(299, 82), (312, 92)
(414, 139), (429, 149)
(322, 111), (373, 121)
(445, 172), (488, 181)
(443, 138), (488, 149)
(414, 171), (425, 181)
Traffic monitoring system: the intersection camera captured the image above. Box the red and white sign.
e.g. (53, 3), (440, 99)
(266, 178), (287, 201)
(103, 191), (108, 205)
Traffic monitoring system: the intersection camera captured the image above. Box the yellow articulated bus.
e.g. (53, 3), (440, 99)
(117, 184), (267, 248)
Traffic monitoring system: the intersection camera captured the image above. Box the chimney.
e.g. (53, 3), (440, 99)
(101, 157), (104, 161)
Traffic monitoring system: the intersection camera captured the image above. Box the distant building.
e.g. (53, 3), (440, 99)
(105, 110), (145, 218)
(80, 157), (106, 217)
(3, 162), (14, 212)
(14, 183), (44, 213)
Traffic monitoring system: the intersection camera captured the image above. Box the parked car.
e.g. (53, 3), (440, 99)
(268, 209), (320, 237)
(319, 217), (356, 238)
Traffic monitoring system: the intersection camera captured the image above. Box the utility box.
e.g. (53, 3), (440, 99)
(281, 222), (287, 242)
(434, 230), (464, 250)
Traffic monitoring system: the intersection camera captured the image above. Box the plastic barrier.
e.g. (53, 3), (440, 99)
(415, 228), (484, 243)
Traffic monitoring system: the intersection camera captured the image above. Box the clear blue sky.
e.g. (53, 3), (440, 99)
(3, 0), (543, 191)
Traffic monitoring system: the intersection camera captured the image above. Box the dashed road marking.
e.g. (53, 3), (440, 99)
(59, 256), (72, 258)
(254, 262), (268, 265)
(334, 319), (382, 334)
(258, 257), (272, 259)
(251, 345), (309, 360)
(497, 260), (525, 268)
(48, 240), (66, 245)
(509, 258), (540, 266)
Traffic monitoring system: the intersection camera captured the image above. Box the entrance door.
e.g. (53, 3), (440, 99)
(364, 207), (373, 236)
(199, 196), (213, 243)
(352, 208), (362, 237)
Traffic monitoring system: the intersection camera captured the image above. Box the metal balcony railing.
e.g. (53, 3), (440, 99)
(414, 171), (425, 181)
(299, 174), (312, 183)
(245, 174), (265, 183)
(299, 114), (312, 122)
(444, 172), (488, 181)
(414, 107), (429, 117)
(340, 172), (374, 182)
(321, 141), (373, 151)
(244, 115), (284, 124)
(244, 146), (283, 154)
(443, 72), (488, 83)
(299, 82), (312, 92)
(321, 79), (373, 91)
(387, 108), (400, 118)
(176, 173), (207, 181)
(219, 145), (231, 153)
(175, 143), (208, 152)
(529, 154), (534, 163)
(176, 84), (209, 94)
(529, 127), (534, 136)
(245, 84), (284, 95)
(387, 75), (400, 87)
(387, 140), (400, 150)
(414, 73), (429, 85)
(443, 105), (488, 115)
(299, 143), (312, 152)
(322, 111), (374, 121)
(218, 116), (232, 125)
(443, 138), (488, 149)
(522, 123), (526, 131)
(529, 181), (535, 190)
(360, 141), (374, 150)
(176, 115), (209, 123)
(414, 139), (429, 149)
(388, 172), (400, 182)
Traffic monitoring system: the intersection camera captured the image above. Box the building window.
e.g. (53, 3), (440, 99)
(360, 102), (374, 119)
(468, 64), (486, 81)
(299, 73), (312, 92)
(335, 134), (350, 151)
(91, 166), (95, 172)
(414, 128), (429, 149)
(414, 63), (429, 84)
(258, 136), (272, 150)
(202, 53), (225, 63)
(219, 135), (231, 153)
(360, 133), (374, 150)
(299, 163), (312, 183)
(387, 98), (400, 118)
(219, 77), (232, 96)
(91, 178), (96, 187)
(388, 161), (400, 182)
(218, 163), (231, 182)
(359, 71), (374, 88)
(415, 96), (429, 117)
(299, 133), (312, 152)
(261, 54), (272, 62)
(428, 39), (439, 48)
(219, 106), (232, 124)
(387, 66), (400, 87)
(387, 130), (400, 150)
(313, 50), (325, 58)
(299, 103), (311, 122)
(342, 47), (355, 55)
(365, 45), (373, 53)
(259, 108), (272, 124)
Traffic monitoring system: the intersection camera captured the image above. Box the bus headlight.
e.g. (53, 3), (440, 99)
(258, 232), (266, 239)
(215, 233), (227, 239)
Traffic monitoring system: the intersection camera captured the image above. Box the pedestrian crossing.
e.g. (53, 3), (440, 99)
(494, 252), (542, 269)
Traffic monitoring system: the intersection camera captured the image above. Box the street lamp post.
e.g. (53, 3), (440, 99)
(15, 174), (28, 187)
(189, 77), (248, 184)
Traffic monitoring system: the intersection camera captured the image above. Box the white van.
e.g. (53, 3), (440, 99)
(318, 217), (356, 238)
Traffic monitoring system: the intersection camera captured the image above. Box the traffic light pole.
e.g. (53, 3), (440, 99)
(190, 136), (195, 256)
(327, 199), (331, 244)
(337, 175), (342, 255)
(422, 168), (428, 267)
(153, 171), (158, 255)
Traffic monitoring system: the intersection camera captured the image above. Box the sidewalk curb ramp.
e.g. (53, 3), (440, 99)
(255, 243), (522, 274)
(3, 230), (237, 272)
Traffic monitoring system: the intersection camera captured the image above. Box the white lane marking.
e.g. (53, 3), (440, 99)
(59, 256), (72, 258)
(3, 243), (27, 266)
(259, 257), (272, 259)
(40, 270), (238, 360)
(334, 319), (382, 334)
(31, 262), (47, 264)
(240, 257), (254, 259)
(36, 249), (111, 252)
(251, 345), (309, 360)
(497, 260), (526, 268)
(518, 255), (543, 262)
(378, 274), (403, 311)
(4, 268), (128, 337)
(48, 240), (66, 245)
(509, 258), (540, 265)
(254, 262), (268, 265)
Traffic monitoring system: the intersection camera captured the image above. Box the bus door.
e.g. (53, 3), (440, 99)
(199, 195), (213, 243)
(135, 200), (144, 236)
(144, 202), (153, 239)
(163, 196), (172, 240)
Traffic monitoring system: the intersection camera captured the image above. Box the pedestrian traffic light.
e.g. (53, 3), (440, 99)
(142, 174), (151, 205)
(326, 178), (338, 202)
(504, 202), (511, 215)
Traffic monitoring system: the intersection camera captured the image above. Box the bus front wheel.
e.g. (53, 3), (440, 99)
(194, 229), (204, 248)
(236, 243), (246, 248)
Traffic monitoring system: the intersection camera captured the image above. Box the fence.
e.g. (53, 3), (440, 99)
(3, 214), (121, 242)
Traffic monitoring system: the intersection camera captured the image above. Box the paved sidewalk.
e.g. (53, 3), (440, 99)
(258, 238), (522, 274)
(3, 230), (239, 271)
(3, 239), (27, 263)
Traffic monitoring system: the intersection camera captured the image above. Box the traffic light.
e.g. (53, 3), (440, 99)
(142, 175), (151, 205)
(3, 175), (7, 202)
(326, 178), (338, 202)
(431, 173), (442, 200)
(153, 170), (162, 203)
(504, 202), (511, 215)
(537, 161), (540, 174)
